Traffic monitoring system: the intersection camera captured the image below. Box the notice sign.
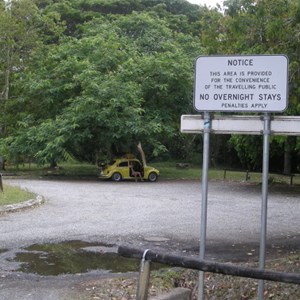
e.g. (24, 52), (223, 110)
(194, 55), (289, 112)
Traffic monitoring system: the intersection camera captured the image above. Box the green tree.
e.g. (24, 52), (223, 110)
(220, 0), (300, 172)
(0, 0), (63, 167)
(0, 0), (40, 101)
(3, 9), (201, 165)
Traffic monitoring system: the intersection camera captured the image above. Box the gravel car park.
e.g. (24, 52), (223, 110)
(0, 179), (299, 300)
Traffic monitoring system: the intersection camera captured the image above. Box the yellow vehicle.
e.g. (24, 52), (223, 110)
(99, 156), (159, 182)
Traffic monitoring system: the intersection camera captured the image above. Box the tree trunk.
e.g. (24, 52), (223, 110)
(283, 137), (293, 175)
(50, 160), (58, 168)
(0, 157), (5, 171)
(1, 47), (11, 101)
(0, 48), (11, 169)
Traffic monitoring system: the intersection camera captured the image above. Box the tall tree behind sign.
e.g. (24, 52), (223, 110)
(217, 0), (300, 172)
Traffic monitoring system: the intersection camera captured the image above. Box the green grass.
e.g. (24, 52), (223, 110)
(4, 162), (98, 178)
(0, 184), (36, 206)
(151, 161), (300, 185)
(151, 161), (201, 180)
(3, 161), (300, 185)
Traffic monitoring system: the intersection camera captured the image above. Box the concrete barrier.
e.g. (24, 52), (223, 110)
(150, 288), (191, 300)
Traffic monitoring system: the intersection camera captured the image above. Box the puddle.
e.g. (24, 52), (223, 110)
(9, 240), (164, 276)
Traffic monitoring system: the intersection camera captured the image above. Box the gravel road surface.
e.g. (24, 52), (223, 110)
(1, 179), (299, 251)
(0, 179), (299, 300)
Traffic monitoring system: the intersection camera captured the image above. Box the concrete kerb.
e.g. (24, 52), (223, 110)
(0, 195), (45, 214)
(150, 288), (192, 300)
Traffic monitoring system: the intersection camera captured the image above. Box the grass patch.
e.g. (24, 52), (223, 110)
(0, 184), (36, 206)
(152, 162), (201, 180)
(3, 161), (300, 185)
(152, 162), (300, 185)
(4, 162), (98, 179)
(152, 162), (262, 183)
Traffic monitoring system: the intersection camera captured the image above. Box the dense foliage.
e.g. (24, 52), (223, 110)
(0, 0), (299, 172)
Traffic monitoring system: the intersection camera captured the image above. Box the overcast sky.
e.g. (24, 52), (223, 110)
(186, 0), (223, 8)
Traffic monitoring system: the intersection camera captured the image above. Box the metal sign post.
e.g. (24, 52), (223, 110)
(198, 112), (211, 300)
(190, 54), (289, 300)
(181, 114), (300, 299)
(258, 113), (271, 299)
(0, 173), (3, 192)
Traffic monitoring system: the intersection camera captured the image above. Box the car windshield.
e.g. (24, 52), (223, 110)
(108, 160), (117, 166)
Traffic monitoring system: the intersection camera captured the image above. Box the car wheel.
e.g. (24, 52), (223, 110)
(112, 172), (122, 182)
(148, 172), (158, 182)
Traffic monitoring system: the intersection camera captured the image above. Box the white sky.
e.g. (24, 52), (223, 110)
(186, 0), (223, 8)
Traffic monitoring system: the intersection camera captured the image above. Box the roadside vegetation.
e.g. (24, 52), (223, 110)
(0, 184), (35, 206)
(1, 159), (299, 208)
(3, 161), (300, 186)
(1, 0), (300, 176)
(75, 253), (300, 299)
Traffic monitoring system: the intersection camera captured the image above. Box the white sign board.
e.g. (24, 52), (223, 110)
(181, 115), (300, 135)
(194, 55), (289, 112)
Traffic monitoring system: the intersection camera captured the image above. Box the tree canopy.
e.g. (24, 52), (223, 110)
(0, 0), (299, 171)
